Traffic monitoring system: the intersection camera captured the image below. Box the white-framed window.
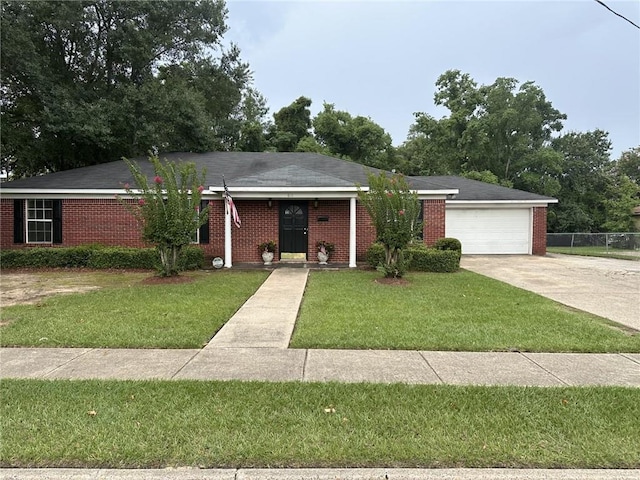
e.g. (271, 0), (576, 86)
(26, 199), (53, 243)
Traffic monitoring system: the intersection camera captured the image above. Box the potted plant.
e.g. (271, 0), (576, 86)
(316, 240), (335, 265)
(259, 240), (277, 265)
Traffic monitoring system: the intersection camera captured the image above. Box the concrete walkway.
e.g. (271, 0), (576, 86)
(205, 268), (308, 349)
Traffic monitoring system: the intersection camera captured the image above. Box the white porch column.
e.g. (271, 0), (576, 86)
(349, 196), (357, 268)
(224, 202), (232, 268)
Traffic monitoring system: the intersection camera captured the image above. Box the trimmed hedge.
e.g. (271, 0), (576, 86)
(0, 245), (204, 271)
(408, 247), (460, 273)
(433, 237), (462, 253)
(365, 241), (461, 273)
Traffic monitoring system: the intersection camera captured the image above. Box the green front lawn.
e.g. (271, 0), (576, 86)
(290, 270), (640, 352)
(2, 379), (639, 469)
(547, 246), (640, 261)
(0, 270), (269, 349)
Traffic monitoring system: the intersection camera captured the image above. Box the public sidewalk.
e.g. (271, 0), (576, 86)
(3, 467), (640, 480)
(1, 268), (639, 386)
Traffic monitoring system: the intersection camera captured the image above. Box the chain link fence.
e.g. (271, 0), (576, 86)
(547, 233), (640, 254)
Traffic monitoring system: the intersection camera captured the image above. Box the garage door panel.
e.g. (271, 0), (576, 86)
(445, 209), (531, 254)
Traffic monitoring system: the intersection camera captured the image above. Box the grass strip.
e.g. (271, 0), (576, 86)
(1, 379), (639, 468)
(547, 247), (639, 261)
(1, 270), (269, 348)
(291, 270), (640, 352)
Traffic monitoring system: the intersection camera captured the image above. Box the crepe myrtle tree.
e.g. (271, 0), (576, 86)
(121, 155), (208, 276)
(358, 172), (422, 278)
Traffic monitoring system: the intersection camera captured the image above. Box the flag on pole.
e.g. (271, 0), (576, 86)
(223, 178), (241, 228)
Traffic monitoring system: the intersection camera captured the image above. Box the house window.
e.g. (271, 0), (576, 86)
(27, 199), (53, 243)
(191, 208), (200, 244)
(415, 200), (424, 241)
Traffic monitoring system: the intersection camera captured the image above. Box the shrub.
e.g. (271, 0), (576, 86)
(408, 247), (460, 273)
(434, 237), (462, 253)
(357, 172), (422, 278)
(365, 242), (386, 269)
(0, 245), (204, 271)
(365, 242), (460, 273)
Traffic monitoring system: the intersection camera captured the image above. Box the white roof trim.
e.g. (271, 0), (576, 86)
(2, 186), (459, 200)
(447, 199), (557, 207)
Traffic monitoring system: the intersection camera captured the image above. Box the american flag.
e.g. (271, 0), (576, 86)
(223, 179), (241, 228)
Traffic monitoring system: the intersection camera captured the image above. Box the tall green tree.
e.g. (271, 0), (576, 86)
(614, 147), (640, 185)
(312, 103), (395, 168)
(1, 0), (255, 176)
(268, 96), (312, 152)
(122, 155), (208, 277)
(235, 87), (271, 152)
(402, 70), (566, 186)
(548, 130), (612, 232)
(357, 172), (421, 278)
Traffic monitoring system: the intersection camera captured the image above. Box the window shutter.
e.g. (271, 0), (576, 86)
(52, 200), (63, 244)
(13, 199), (24, 243)
(199, 200), (209, 244)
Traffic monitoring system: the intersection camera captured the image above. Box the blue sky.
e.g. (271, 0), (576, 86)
(225, 0), (640, 159)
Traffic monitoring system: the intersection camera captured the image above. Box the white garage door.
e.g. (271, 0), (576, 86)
(445, 208), (531, 254)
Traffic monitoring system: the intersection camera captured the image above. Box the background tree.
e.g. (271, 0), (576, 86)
(1, 0), (256, 176)
(268, 96), (312, 152)
(234, 87), (271, 152)
(357, 172), (422, 278)
(122, 156), (208, 277)
(548, 130), (613, 232)
(401, 70), (566, 188)
(614, 147), (640, 185)
(312, 103), (396, 169)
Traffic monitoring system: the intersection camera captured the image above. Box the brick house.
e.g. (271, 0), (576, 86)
(0, 152), (556, 265)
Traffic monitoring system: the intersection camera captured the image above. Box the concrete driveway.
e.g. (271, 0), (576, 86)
(461, 254), (640, 331)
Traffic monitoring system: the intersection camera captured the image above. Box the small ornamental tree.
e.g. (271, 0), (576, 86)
(121, 155), (208, 276)
(357, 172), (422, 278)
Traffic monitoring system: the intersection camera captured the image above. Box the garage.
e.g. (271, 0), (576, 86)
(445, 207), (531, 254)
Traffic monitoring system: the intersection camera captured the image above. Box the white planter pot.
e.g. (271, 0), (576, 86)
(317, 251), (329, 265)
(262, 251), (274, 265)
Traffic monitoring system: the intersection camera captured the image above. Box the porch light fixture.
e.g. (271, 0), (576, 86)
(267, 198), (273, 208)
(314, 198), (318, 209)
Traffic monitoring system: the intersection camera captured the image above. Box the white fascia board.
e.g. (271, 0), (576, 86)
(0, 188), (215, 199)
(416, 189), (458, 200)
(0, 189), (127, 199)
(446, 199), (558, 208)
(209, 186), (361, 193)
(208, 186), (457, 200)
(209, 186), (363, 199)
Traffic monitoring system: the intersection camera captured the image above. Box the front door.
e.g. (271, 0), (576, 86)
(279, 202), (308, 257)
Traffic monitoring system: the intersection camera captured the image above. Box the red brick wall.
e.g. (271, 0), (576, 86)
(356, 202), (377, 261)
(307, 200), (350, 263)
(1, 197), (452, 263)
(0, 199), (14, 248)
(532, 206), (548, 256)
(64, 199), (144, 247)
(423, 199), (446, 246)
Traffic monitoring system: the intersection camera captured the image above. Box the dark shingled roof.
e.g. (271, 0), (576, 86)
(2, 152), (449, 191)
(1, 152), (556, 203)
(418, 176), (557, 202)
